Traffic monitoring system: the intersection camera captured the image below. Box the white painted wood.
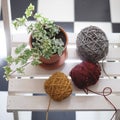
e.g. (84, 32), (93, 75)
(10, 62), (120, 77)
(1, 0), (12, 56)
(13, 111), (19, 120)
(12, 32), (29, 47)
(8, 78), (120, 94)
(106, 47), (120, 59)
(10, 44), (120, 77)
(100, 62), (120, 76)
(11, 45), (120, 59)
(7, 33), (120, 119)
(67, 45), (120, 60)
(7, 96), (120, 111)
(69, 32), (120, 44)
(11, 32), (120, 46)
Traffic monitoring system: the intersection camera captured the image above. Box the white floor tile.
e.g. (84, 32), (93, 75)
(18, 111), (31, 120)
(76, 111), (115, 120)
(74, 22), (112, 35)
(0, 92), (32, 120)
(37, 0), (74, 22)
(0, 92), (13, 120)
(110, 0), (120, 23)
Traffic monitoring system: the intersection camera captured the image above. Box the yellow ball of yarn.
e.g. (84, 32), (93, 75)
(44, 72), (72, 101)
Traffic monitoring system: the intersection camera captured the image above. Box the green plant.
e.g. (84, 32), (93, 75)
(4, 3), (65, 80)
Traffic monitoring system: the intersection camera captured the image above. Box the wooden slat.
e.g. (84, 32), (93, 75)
(8, 78), (120, 94)
(8, 32), (120, 114)
(7, 95), (120, 112)
(106, 33), (120, 44)
(67, 46), (120, 60)
(106, 47), (120, 59)
(66, 32), (120, 44)
(101, 62), (120, 76)
(11, 43), (120, 77)
(10, 62), (120, 77)
(12, 45), (120, 60)
(11, 32), (120, 45)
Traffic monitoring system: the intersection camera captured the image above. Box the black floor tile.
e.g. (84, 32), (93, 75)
(0, 58), (8, 91)
(0, 0), (38, 20)
(32, 111), (75, 120)
(112, 23), (120, 33)
(55, 22), (74, 32)
(10, 0), (38, 20)
(0, 11), (2, 20)
(75, 0), (111, 21)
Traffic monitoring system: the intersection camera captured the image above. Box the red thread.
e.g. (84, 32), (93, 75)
(86, 87), (117, 120)
(69, 61), (117, 120)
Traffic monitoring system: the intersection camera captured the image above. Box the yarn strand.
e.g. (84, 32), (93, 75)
(101, 58), (111, 79)
(76, 26), (108, 62)
(85, 87), (117, 120)
(46, 98), (51, 120)
(101, 59), (117, 119)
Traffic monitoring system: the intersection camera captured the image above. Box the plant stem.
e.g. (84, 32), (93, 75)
(9, 60), (33, 76)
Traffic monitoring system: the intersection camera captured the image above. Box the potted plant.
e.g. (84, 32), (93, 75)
(4, 3), (68, 80)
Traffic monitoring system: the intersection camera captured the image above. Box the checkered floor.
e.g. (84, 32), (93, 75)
(1, 0), (120, 33)
(0, 0), (120, 120)
(36, 0), (120, 34)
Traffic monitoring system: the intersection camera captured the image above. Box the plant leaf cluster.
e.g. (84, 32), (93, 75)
(4, 3), (65, 80)
(13, 3), (64, 59)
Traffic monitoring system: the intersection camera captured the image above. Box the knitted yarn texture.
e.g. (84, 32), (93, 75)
(76, 26), (109, 63)
(69, 61), (101, 89)
(44, 72), (72, 101)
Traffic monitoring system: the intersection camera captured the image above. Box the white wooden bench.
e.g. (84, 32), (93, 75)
(7, 33), (120, 120)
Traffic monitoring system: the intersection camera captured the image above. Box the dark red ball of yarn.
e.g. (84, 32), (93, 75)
(69, 61), (101, 89)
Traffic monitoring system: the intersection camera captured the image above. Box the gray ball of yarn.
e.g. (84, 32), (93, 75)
(76, 26), (109, 63)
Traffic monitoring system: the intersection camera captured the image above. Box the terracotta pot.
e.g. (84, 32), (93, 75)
(29, 26), (68, 64)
